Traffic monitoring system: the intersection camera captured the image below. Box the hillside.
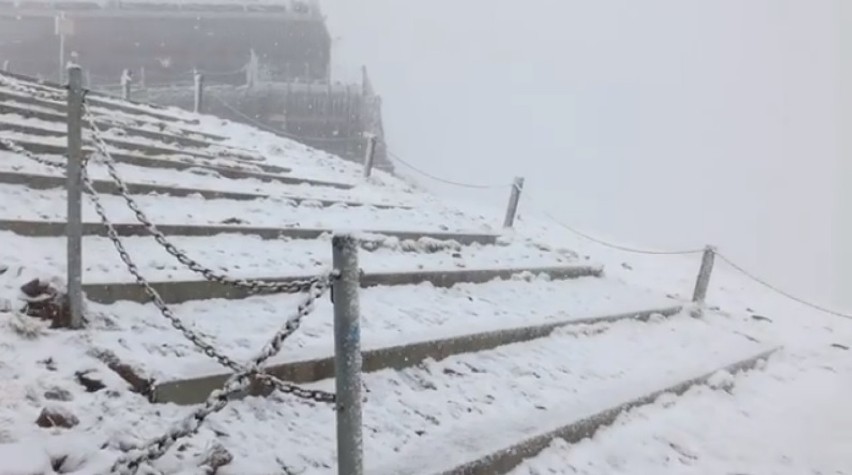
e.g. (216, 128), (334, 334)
(0, 70), (849, 475)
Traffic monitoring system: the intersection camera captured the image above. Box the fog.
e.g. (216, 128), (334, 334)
(322, 0), (846, 311)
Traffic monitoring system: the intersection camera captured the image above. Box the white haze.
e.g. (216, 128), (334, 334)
(321, 0), (845, 311)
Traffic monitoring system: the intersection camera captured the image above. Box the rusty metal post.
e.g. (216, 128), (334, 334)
(66, 65), (84, 329)
(332, 234), (363, 475)
(362, 134), (377, 178)
(692, 245), (717, 303)
(193, 72), (204, 114)
(503, 177), (525, 228)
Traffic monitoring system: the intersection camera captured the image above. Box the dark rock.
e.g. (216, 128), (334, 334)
(0, 264), (7, 275)
(221, 217), (247, 225)
(43, 387), (73, 402)
(751, 315), (773, 323)
(200, 442), (233, 475)
(39, 357), (57, 371)
(19, 279), (75, 329)
(75, 370), (106, 392)
(90, 349), (153, 397)
(621, 262), (633, 270)
(831, 343), (849, 351)
(35, 406), (79, 429)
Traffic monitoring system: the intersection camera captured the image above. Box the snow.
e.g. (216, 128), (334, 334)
(0, 232), (577, 284)
(510, 349), (852, 475)
(1, 71), (851, 475)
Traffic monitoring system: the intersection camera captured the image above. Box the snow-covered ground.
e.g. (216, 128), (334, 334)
(0, 73), (850, 475)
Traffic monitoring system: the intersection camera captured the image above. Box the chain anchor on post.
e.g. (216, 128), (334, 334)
(65, 64), (84, 329)
(503, 176), (525, 229)
(332, 234), (364, 475)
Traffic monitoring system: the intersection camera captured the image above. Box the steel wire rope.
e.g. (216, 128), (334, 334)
(385, 150), (513, 190)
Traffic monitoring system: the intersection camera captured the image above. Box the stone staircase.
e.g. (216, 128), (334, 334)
(0, 70), (776, 474)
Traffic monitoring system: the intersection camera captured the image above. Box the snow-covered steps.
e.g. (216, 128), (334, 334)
(83, 264), (602, 304)
(0, 231), (554, 281)
(0, 99), (225, 149)
(434, 348), (778, 475)
(0, 137), (354, 188)
(0, 117), (282, 173)
(89, 276), (662, 385)
(0, 221), (495, 243)
(359, 317), (774, 475)
(0, 75), (204, 128)
(153, 305), (684, 405)
(0, 171), (412, 208)
(0, 185), (493, 231)
(89, 314), (768, 474)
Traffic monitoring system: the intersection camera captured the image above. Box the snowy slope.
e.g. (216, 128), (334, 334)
(0, 71), (849, 475)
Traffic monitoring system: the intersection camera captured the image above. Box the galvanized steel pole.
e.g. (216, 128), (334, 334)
(121, 69), (131, 101)
(362, 134), (377, 178)
(332, 234), (363, 475)
(193, 72), (204, 114)
(503, 176), (525, 228)
(2, 60), (9, 72)
(66, 65), (84, 329)
(692, 245), (716, 303)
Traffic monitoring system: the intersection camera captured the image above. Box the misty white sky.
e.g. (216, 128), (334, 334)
(321, 0), (845, 310)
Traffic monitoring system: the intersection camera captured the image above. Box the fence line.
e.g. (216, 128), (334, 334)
(521, 190), (852, 321)
(386, 150), (513, 190)
(522, 191), (705, 256)
(715, 252), (852, 321)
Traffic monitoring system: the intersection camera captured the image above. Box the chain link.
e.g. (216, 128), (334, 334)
(79, 166), (336, 473)
(0, 74), (68, 103)
(112, 277), (334, 474)
(81, 102), (325, 295)
(0, 136), (67, 170)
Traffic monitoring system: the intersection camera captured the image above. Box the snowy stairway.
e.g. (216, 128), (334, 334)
(0, 170), (411, 207)
(0, 71), (773, 475)
(0, 135), (354, 188)
(154, 305), (685, 405)
(83, 264), (603, 304)
(0, 71), (356, 189)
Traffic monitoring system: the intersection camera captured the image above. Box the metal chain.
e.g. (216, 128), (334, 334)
(0, 74), (67, 103)
(112, 278), (334, 474)
(82, 101), (324, 294)
(79, 166), (336, 473)
(80, 166), (334, 397)
(0, 136), (67, 170)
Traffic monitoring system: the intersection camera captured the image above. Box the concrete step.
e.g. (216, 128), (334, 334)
(152, 305), (683, 405)
(0, 171), (410, 209)
(0, 72), (202, 126)
(0, 219), (492, 243)
(83, 265), (603, 304)
(0, 88), (224, 142)
(0, 138), (354, 189)
(436, 348), (779, 475)
(0, 101), (227, 149)
(0, 119), (284, 174)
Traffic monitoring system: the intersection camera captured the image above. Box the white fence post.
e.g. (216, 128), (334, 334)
(194, 72), (204, 114)
(362, 134), (377, 178)
(692, 245), (716, 303)
(66, 65), (84, 329)
(332, 234), (363, 475)
(121, 68), (132, 101)
(503, 176), (525, 228)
